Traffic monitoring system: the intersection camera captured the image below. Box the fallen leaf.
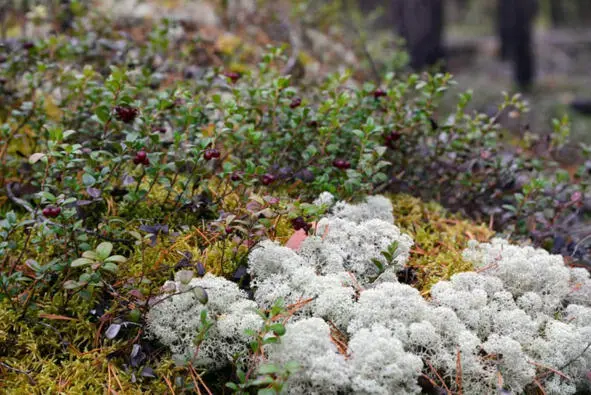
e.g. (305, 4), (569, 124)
(286, 229), (307, 251)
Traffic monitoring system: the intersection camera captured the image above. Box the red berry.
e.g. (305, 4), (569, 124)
(373, 88), (387, 99)
(204, 148), (220, 161)
(290, 97), (302, 109)
(223, 71), (241, 83)
(225, 226), (233, 234)
(230, 172), (243, 181)
(43, 206), (61, 218)
(332, 159), (351, 170)
(306, 120), (319, 128)
(385, 131), (402, 148)
(262, 174), (276, 185)
(133, 151), (149, 166)
(114, 105), (139, 123)
(291, 216), (311, 232)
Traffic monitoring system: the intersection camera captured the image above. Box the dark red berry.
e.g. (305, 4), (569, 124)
(114, 105), (139, 123)
(133, 151), (150, 166)
(373, 88), (387, 99)
(204, 148), (220, 161)
(223, 71), (241, 83)
(225, 226), (233, 234)
(22, 41), (35, 50)
(291, 216), (311, 232)
(262, 174), (276, 185)
(43, 206), (61, 218)
(332, 159), (351, 170)
(152, 126), (166, 133)
(385, 131), (402, 148)
(290, 97), (302, 109)
(306, 120), (319, 128)
(230, 172), (243, 181)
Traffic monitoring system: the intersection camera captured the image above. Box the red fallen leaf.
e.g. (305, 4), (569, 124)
(286, 229), (308, 251)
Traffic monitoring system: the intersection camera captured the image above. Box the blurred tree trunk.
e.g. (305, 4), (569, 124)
(497, 0), (512, 60)
(498, 0), (537, 90)
(392, 0), (445, 71)
(548, 0), (565, 27)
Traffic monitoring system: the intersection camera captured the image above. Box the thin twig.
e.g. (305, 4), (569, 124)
(424, 358), (451, 394)
(0, 361), (36, 385)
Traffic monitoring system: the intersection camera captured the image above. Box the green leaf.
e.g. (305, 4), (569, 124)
(102, 262), (118, 273)
(63, 280), (81, 289)
(82, 250), (98, 259)
(502, 204), (517, 213)
(192, 286), (209, 304)
(82, 173), (96, 187)
(262, 337), (279, 345)
(225, 383), (239, 390)
(29, 153), (47, 164)
(95, 105), (111, 124)
(71, 258), (93, 267)
(257, 387), (277, 395)
(269, 323), (286, 336)
(257, 363), (279, 374)
(95, 242), (113, 260)
(105, 255), (127, 263)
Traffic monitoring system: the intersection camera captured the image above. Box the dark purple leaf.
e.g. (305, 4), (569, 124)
(141, 366), (156, 378)
(87, 187), (102, 198)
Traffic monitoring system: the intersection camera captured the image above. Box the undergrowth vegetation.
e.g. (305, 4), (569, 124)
(1, 1), (591, 394)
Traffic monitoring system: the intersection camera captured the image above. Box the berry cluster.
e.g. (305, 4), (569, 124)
(133, 150), (150, 166)
(42, 206), (61, 218)
(291, 216), (312, 233)
(203, 148), (221, 161)
(114, 105), (140, 123)
(290, 97), (302, 109)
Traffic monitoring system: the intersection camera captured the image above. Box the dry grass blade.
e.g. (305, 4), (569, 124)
(424, 358), (451, 394)
(327, 320), (350, 359)
(455, 349), (463, 395)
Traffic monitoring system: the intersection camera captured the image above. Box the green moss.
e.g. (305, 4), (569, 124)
(389, 194), (494, 294)
(0, 300), (175, 393)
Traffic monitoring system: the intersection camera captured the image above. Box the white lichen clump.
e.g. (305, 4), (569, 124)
(146, 194), (591, 395)
(145, 272), (262, 367)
